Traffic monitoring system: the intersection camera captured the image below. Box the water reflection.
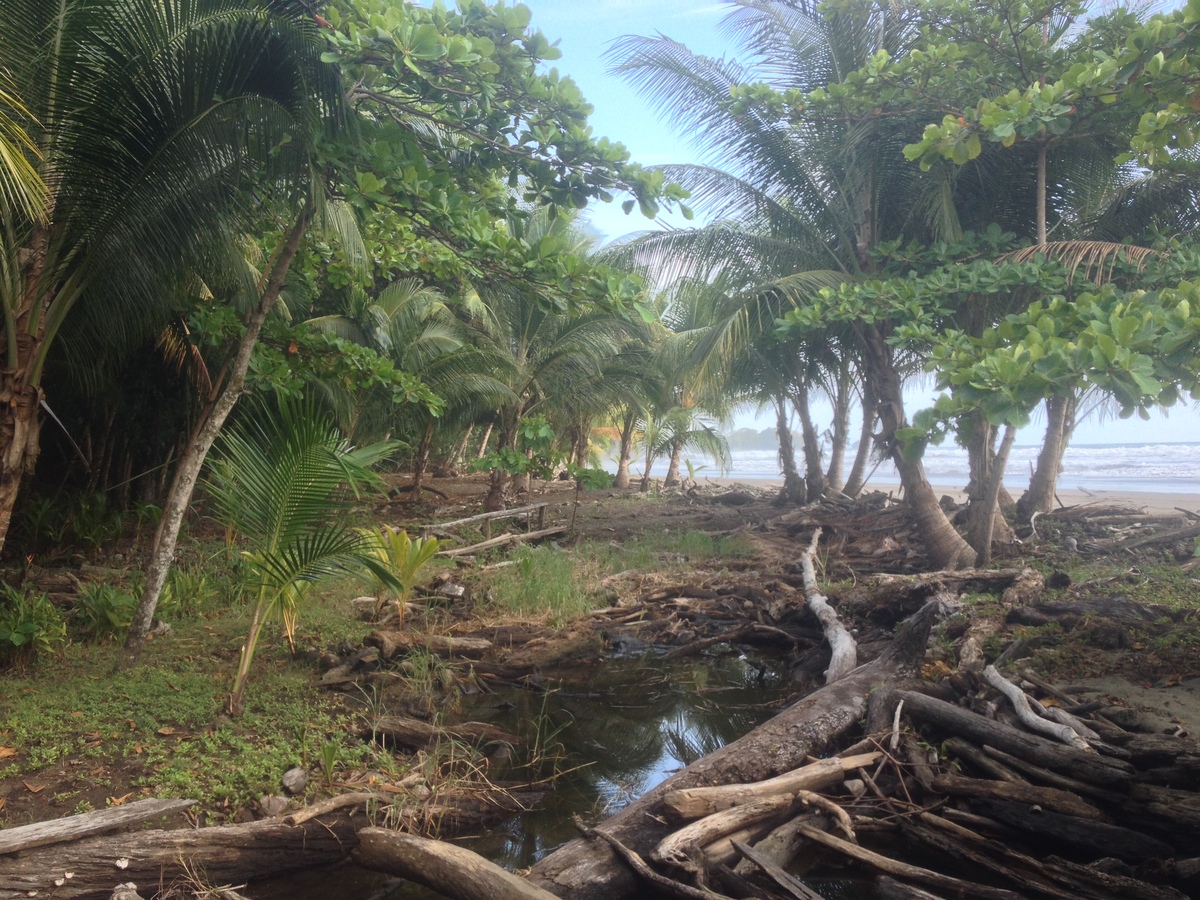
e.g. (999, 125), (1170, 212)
(459, 650), (792, 869)
(252, 650), (794, 899)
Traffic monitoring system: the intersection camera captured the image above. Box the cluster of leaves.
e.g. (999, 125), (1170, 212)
(0, 586), (66, 668)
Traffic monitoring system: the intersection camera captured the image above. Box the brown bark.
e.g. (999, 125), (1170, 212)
(970, 423), (1017, 564)
(0, 226), (53, 553)
(663, 437), (683, 487)
(858, 325), (976, 569)
(355, 829), (559, 900)
(122, 209), (310, 663)
(774, 393), (805, 504)
(409, 421), (435, 498)
(790, 383), (827, 501)
(613, 408), (636, 489)
(842, 377), (876, 498)
(1018, 392), (1075, 522)
(0, 814), (360, 900)
(0, 799), (196, 855)
(528, 599), (944, 899)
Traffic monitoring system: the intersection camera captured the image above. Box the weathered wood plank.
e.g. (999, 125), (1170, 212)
(0, 798), (196, 856)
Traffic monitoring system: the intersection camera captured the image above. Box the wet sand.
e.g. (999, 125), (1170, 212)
(703, 478), (1200, 516)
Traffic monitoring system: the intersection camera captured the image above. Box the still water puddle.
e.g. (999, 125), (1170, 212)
(254, 648), (813, 898)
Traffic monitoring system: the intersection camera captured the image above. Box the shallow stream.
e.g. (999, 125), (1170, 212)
(249, 647), (879, 898)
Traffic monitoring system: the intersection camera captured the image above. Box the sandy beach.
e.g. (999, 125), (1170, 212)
(704, 478), (1200, 516)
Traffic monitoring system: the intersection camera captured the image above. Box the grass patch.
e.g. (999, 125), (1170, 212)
(486, 546), (593, 623)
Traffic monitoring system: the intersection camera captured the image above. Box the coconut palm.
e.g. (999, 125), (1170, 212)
(0, 0), (336, 551)
(206, 398), (397, 715)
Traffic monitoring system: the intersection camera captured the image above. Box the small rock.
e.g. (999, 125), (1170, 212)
(437, 583), (466, 599)
(233, 807), (256, 824)
(110, 884), (145, 900)
(281, 766), (308, 795)
(149, 620), (173, 636)
(259, 794), (289, 817)
(843, 778), (867, 799)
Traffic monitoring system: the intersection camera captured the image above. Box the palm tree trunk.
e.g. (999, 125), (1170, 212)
(825, 368), (852, 492)
(410, 421), (434, 498)
(663, 439), (683, 487)
(790, 383), (827, 502)
(964, 415), (1016, 548)
(1017, 392), (1075, 522)
(973, 424), (1017, 566)
(447, 423), (473, 472)
(640, 423), (655, 492)
(842, 380), (877, 499)
(476, 421), (493, 459)
(859, 324), (976, 569)
(613, 409), (636, 489)
(774, 393), (806, 504)
(122, 209), (310, 664)
(0, 227), (52, 552)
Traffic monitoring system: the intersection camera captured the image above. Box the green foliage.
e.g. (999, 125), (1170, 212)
(206, 397), (399, 713)
(73, 583), (139, 640)
(0, 585), (66, 667)
(359, 526), (441, 620)
(68, 493), (124, 553)
(160, 567), (222, 619)
(484, 546), (594, 624)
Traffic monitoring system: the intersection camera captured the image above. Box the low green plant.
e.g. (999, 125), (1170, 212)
(68, 492), (123, 552)
(205, 398), (399, 715)
(0, 585), (66, 667)
(319, 739), (341, 787)
(485, 546), (593, 624)
(160, 567), (220, 619)
(73, 582), (138, 639)
(359, 526), (440, 624)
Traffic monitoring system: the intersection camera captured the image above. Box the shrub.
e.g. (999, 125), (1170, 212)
(73, 582), (138, 639)
(0, 585), (66, 667)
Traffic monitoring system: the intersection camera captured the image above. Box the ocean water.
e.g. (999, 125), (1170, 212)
(623, 442), (1200, 495)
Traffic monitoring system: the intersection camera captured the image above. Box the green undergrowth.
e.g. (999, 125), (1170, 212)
(480, 528), (754, 624)
(0, 584), (380, 822)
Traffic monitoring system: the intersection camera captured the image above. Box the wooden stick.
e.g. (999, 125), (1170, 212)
(574, 816), (735, 900)
(654, 795), (796, 873)
(799, 528), (856, 683)
(662, 753), (881, 819)
(354, 828), (557, 900)
(730, 840), (824, 900)
(283, 792), (384, 826)
(794, 823), (1023, 900)
(437, 525), (566, 558)
(0, 798), (196, 855)
(423, 502), (550, 531)
(984, 665), (1092, 751)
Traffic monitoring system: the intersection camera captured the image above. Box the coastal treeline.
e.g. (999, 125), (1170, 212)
(1, 0), (1200, 632)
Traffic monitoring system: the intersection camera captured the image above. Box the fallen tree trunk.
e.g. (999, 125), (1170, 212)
(0, 812), (361, 900)
(662, 752), (880, 818)
(0, 798), (195, 855)
(528, 597), (947, 900)
(354, 828), (558, 900)
(799, 528), (856, 682)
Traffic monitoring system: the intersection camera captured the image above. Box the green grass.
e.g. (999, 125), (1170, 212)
(480, 528), (756, 625)
(0, 583), (380, 821)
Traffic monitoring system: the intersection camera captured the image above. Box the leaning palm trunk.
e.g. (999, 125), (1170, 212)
(613, 409), (637, 489)
(409, 422), (435, 499)
(774, 393), (806, 504)
(964, 416), (1016, 548)
(790, 383), (827, 502)
(663, 439), (684, 487)
(123, 210), (310, 663)
(825, 368), (853, 492)
(860, 325), (976, 569)
(1017, 392), (1075, 522)
(842, 381), (877, 498)
(972, 424), (1018, 566)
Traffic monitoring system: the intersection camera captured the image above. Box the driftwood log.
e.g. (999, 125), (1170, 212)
(0, 798), (195, 855)
(798, 528), (856, 682)
(367, 714), (520, 750)
(0, 812), (361, 900)
(354, 828), (558, 900)
(527, 597), (947, 900)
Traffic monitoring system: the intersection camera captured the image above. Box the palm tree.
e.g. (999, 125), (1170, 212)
(468, 209), (637, 506)
(206, 398), (397, 715)
(0, 0), (335, 551)
(0, 72), (44, 223)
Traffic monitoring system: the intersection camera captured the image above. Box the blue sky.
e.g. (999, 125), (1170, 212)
(518, 0), (1200, 448)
